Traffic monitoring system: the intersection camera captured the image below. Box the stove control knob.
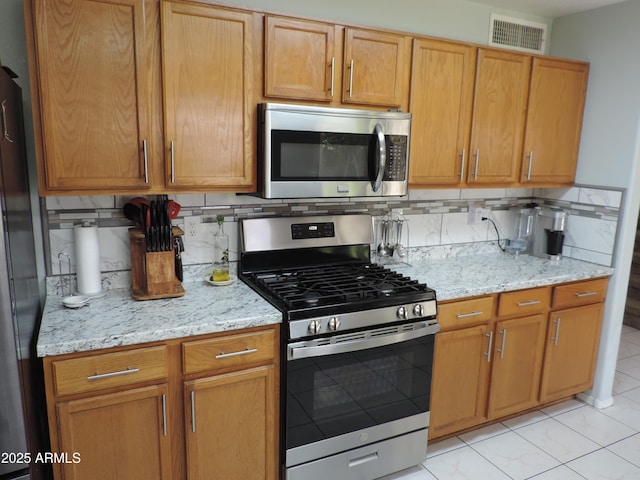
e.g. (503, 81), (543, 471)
(397, 306), (408, 320)
(308, 320), (321, 335)
(328, 317), (341, 331)
(413, 304), (424, 317)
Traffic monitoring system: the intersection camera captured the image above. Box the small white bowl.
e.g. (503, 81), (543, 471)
(204, 274), (237, 287)
(62, 295), (90, 309)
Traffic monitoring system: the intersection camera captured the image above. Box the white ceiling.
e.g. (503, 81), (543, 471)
(470, 0), (628, 18)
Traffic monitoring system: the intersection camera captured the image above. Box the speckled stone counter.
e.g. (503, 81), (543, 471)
(37, 278), (281, 357)
(37, 252), (613, 357)
(391, 252), (614, 301)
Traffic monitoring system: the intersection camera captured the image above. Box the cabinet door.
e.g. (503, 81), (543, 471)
(31, 0), (155, 193)
(468, 49), (531, 185)
(162, 2), (254, 189)
(488, 314), (546, 419)
(185, 365), (277, 480)
(56, 384), (171, 480)
(264, 16), (336, 101)
(521, 58), (589, 185)
(409, 39), (476, 187)
(540, 303), (604, 402)
(342, 28), (410, 108)
(430, 325), (491, 439)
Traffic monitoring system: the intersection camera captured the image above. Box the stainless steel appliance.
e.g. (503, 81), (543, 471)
(531, 207), (569, 260)
(0, 64), (44, 480)
(239, 214), (438, 480)
(258, 103), (411, 198)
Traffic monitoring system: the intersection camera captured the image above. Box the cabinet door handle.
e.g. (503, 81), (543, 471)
(497, 328), (507, 359)
(526, 151), (534, 181)
(576, 291), (598, 298)
(517, 300), (541, 307)
(87, 367), (140, 381)
(162, 393), (167, 436)
(484, 331), (493, 362)
(552, 317), (561, 346)
(329, 56), (335, 97)
(1, 101), (14, 143)
(348, 59), (354, 98)
(142, 140), (149, 184)
(458, 149), (466, 180)
(170, 140), (175, 184)
(456, 311), (483, 319)
(190, 390), (196, 433)
(472, 149), (479, 180)
(215, 347), (258, 360)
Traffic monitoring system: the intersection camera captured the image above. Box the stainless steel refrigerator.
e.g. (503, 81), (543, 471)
(0, 64), (45, 480)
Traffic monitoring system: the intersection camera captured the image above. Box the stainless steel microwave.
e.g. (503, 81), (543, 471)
(258, 103), (411, 198)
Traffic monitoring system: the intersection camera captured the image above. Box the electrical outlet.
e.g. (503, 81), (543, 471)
(468, 206), (490, 225)
(184, 216), (199, 239)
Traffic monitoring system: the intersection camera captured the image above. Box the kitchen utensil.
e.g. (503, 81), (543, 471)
(174, 236), (184, 282)
(377, 220), (389, 257)
(394, 219), (405, 257)
(123, 202), (141, 225)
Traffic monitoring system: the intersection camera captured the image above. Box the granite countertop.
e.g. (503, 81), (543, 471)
(37, 252), (614, 357)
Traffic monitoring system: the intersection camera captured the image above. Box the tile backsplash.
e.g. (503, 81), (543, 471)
(44, 186), (621, 293)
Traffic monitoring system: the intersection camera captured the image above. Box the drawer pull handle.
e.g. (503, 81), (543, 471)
(575, 291), (598, 298)
(215, 348), (258, 360)
(162, 394), (167, 436)
(191, 391), (196, 433)
(456, 311), (483, 319)
(517, 300), (541, 307)
(87, 367), (140, 381)
(349, 452), (378, 468)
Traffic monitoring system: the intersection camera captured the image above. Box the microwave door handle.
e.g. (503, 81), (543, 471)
(372, 123), (386, 192)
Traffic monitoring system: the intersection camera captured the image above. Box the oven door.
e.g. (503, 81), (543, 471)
(261, 103), (410, 198)
(285, 320), (438, 469)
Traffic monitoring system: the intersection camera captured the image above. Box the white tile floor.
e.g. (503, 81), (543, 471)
(381, 324), (640, 480)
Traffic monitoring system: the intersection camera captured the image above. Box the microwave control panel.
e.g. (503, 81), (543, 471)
(384, 135), (407, 181)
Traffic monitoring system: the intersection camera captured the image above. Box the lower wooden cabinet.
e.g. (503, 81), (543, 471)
(429, 278), (607, 441)
(185, 365), (277, 480)
(430, 324), (491, 437)
(43, 325), (279, 480)
(540, 303), (604, 403)
(487, 314), (546, 419)
(56, 385), (172, 479)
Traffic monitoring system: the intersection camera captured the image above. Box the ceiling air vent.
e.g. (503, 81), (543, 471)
(488, 14), (547, 54)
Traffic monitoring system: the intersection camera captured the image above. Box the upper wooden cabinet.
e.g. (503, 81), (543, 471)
(264, 16), (337, 102)
(162, 2), (255, 190)
(28, 0), (159, 194)
(467, 49), (531, 185)
(264, 17), (410, 109)
(521, 58), (589, 185)
(408, 38), (476, 186)
(342, 28), (411, 108)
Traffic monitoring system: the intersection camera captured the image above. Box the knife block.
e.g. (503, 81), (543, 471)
(129, 227), (185, 300)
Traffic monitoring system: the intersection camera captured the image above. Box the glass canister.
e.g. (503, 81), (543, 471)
(212, 215), (230, 281)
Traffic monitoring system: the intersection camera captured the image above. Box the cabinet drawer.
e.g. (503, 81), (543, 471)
(552, 278), (608, 309)
(498, 286), (551, 317)
(438, 296), (494, 330)
(183, 329), (276, 375)
(52, 346), (168, 397)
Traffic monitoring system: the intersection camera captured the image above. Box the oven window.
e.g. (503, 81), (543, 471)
(286, 335), (434, 449)
(271, 130), (373, 181)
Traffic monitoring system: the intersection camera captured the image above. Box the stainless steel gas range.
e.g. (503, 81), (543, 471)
(239, 214), (439, 480)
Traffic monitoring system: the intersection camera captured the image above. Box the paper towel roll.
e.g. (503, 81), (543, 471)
(74, 223), (102, 295)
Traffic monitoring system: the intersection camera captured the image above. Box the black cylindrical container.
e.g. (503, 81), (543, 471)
(545, 229), (565, 256)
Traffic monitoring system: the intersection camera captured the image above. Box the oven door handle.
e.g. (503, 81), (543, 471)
(371, 123), (386, 193)
(288, 322), (439, 361)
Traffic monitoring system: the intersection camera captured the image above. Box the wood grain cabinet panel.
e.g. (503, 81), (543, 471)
(468, 49), (531, 185)
(342, 28), (411, 108)
(161, 2), (255, 190)
(521, 58), (589, 185)
(29, 0), (157, 193)
(56, 384), (172, 480)
(264, 16), (336, 101)
(409, 39), (476, 187)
